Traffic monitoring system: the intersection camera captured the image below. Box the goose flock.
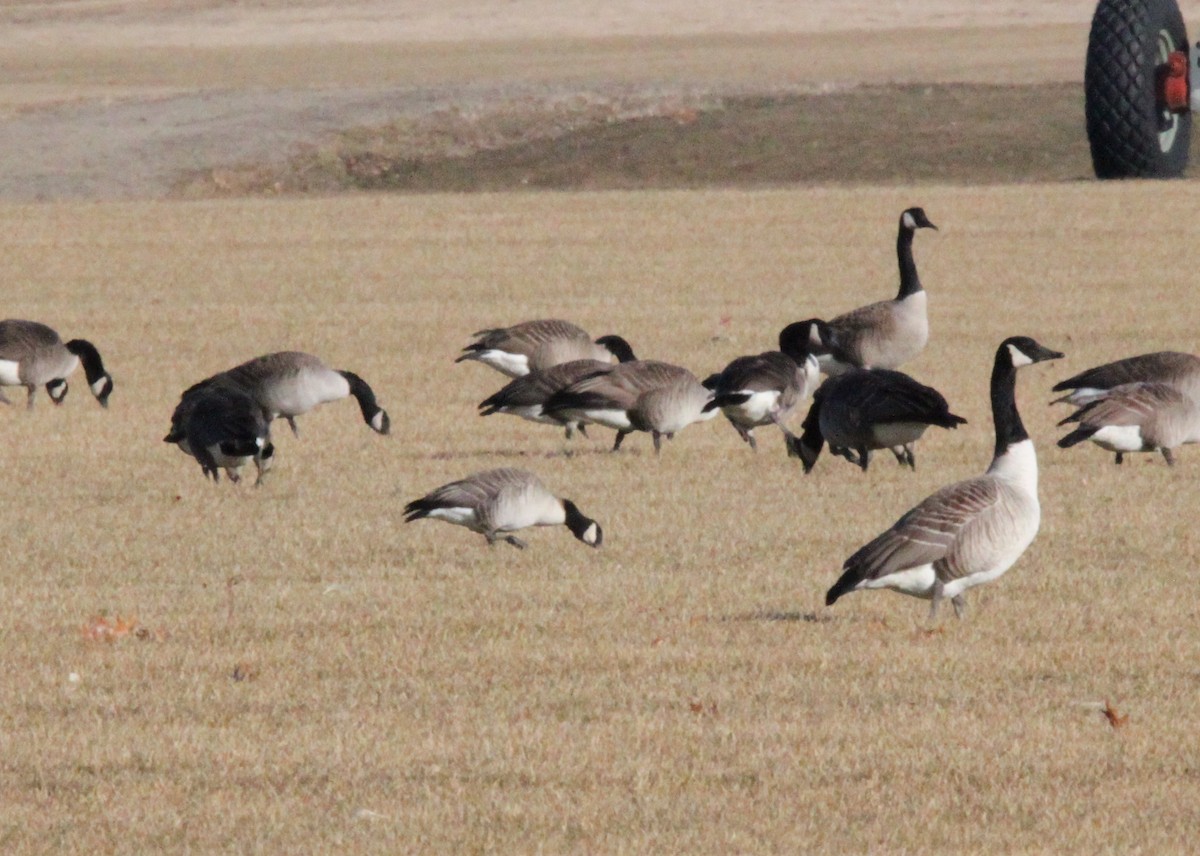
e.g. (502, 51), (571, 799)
(4, 205), (1194, 621)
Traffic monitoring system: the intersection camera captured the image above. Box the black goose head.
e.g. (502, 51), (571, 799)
(562, 500), (603, 548)
(595, 335), (637, 363)
(46, 378), (68, 405)
(999, 337), (1065, 368)
(778, 318), (830, 362)
(900, 207), (938, 232)
(65, 339), (113, 407)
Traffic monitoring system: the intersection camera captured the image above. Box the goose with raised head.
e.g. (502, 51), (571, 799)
(825, 337), (1063, 621)
(1057, 381), (1200, 465)
(165, 383), (275, 485)
(0, 319), (113, 409)
(478, 343), (639, 441)
(1050, 351), (1200, 407)
(404, 468), (602, 549)
(790, 367), (966, 472)
(456, 319), (635, 379)
(811, 207), (938, 376)
(543, 360), (717, 454)
(703, 320), (822, 451)
(181, 351), (389, 438)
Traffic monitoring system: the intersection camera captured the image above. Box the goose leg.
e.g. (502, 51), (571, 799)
(857, 446), (871, 472)
(652, 431), (663, 455)
(0, 388), (11, 405)
(504, 535), (528, 550)
(25, 385), (36, 410)
(951, 594), (967, 619)
(1162, 448), (1175, 467)
(904, 446), (916, 470)
(890, 446), (907, 467)
(1114, 452), (1124, 465)
(576, 423), (589, 438)
(730, 422), (756, 450)
(227, 469), (241, 484)
(929, 580), (945, 623)
(286, 416), (300, 438)
(612, 430), (629, 452)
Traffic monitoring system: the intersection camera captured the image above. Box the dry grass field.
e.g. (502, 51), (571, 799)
(4, 186), (1200, 853)
(5, 1), (1200, 854)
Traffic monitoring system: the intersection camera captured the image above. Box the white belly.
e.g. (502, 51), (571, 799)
(0, 359), (21, 386)
(871, 422), (929, 448)
(566, 407), (632, 431)
(501, 404), (558, 426)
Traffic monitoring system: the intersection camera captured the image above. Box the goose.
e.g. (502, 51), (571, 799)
(404, 467), (602, 549)
(181, 351), (389, 438)
(790, 367), (966, 472)
(1057, 381), (1200, 465)
(0, 319), (113, 409)
(825, 336), (1063, 620)
(1050, 351), (1200, 407)
(543, 360), (718, 453)
(478, 355), (634, 442)
(810, 207), (938, 376)
(702, 320), (822, 451)
(164, 383), (275, 485)
(456, 319), (635, 379)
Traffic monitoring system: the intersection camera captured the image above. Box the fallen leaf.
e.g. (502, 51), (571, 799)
(231, 662), (258, 682)
(1102, 700), (1129, 730)
(81, 614), (139, 643)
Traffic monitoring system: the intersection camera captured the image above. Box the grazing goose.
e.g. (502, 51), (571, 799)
(1057, 381), (1200, 465)
(1050, 351), (1200, 407)
(702, 320), (822, 451)
(543, 360), (718, 454)
(0, 319), (113, 409)
(182, 351), (389, 437)
(164, 384), (275, 485)
(478, 345), (639, 441)
(810, 207), (938, 375)
(825, 336), (1063, 620)
(404, 467), (602, 549)
(456, 319), (635, 379)
(790, 367), (966, 472)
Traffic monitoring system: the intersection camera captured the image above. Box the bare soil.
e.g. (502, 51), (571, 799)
(0, 1), (1123, 201)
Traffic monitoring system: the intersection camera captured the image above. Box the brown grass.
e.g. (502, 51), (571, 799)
(2, 185), (1200, 852)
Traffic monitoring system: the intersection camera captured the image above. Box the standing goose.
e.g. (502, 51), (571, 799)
(790, 367), (966, 472)
(182, 351), (389, 437)
(810, 207), (938, 376)
(404, 468), (602, 549)
(702, 320), (822, 451)
(456, 319), (635, 379)
(1057, 381), (1200, 465)
(478, 347), (638, 441)
(165, 383), (275, 485)
(1050, 351), (1200, 407)
(0, 319), (113, 409)
(825, 337), (1063, 620)
(543, 360), (717, 454)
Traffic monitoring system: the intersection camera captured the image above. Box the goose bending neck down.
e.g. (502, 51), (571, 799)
(825, 336), (1063, 621)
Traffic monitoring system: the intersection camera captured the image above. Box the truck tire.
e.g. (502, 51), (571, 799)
(1085, 0), (1190, 179)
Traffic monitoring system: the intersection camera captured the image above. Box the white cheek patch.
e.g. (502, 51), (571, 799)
(371, 411), (386, 432)
(91, 376), (108, 396)
(583, 523), (598, 545)
(902, 211), (917, 229)
(1007, 344), (1033, 367)
(0, 360), (21, 386)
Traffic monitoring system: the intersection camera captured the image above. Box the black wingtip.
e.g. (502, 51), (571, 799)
(1057, 427), (1095, 449)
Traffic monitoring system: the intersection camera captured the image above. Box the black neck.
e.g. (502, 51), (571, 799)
(990, 348), (1029, 458)
(338, 370), (383, 425)
(896, 225), (923, 299)
(65, 339), (106, 384)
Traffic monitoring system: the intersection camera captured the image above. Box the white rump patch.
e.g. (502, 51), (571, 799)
(863, 563), (937, 598)
(729, 390), (781, 424)
(427, 507), (478, 528)
(477, 350), (530, 378)
(1090, 424), (1146, 453)
(0, 359), (20, 386)
(1007, 343), (1034, 367)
